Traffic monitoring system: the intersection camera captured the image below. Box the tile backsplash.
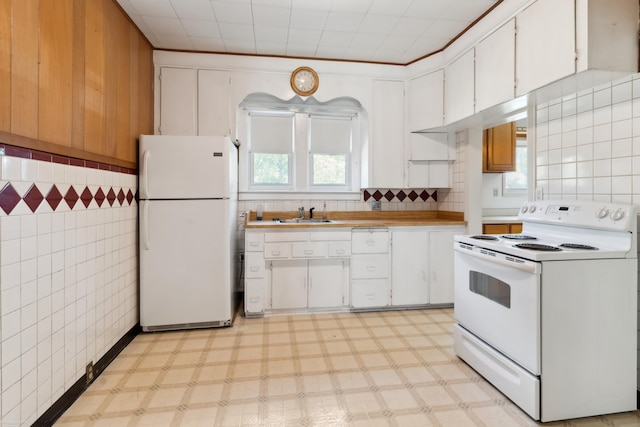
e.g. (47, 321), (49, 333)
(0, 148), (138, 425)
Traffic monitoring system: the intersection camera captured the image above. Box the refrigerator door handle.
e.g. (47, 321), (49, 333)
(142, 201), (150, 250)
(140, 150), (150, 199)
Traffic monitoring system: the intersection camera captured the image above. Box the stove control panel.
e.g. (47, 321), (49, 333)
(518, 200), (636, 231)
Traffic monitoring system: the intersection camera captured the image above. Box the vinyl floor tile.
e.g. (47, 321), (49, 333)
(55, 308), (640, 427)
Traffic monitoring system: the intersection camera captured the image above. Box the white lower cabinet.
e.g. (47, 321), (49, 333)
(391, 229), (429, 306)
(308, 259), (348, 308)
(351, 229), (390, 308)
(270, 259), (308, 309)
(428, 229), (461, 304)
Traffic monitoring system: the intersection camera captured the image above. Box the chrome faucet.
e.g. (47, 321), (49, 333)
(298, 207), (304, 218)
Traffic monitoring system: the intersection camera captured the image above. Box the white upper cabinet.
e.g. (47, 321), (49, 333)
(158, 67), (197, 135)
(409, 133), (453, 161)
(476, 19), (515, 112)
(515, 0), (575, 97)
(407, 161), (450, 189)
(444, 49), (475, 125)
(371, 80), (405, 188)
(198, 70), (232, 137)
(408, 70), (444, 131)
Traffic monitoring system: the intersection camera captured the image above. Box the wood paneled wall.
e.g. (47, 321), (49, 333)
(0, 0), (153, 168)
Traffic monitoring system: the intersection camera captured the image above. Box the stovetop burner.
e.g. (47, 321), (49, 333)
(558, 243), (598, 250)
(514, 243), (562, 251)
(502, 234), (537, 240)
(470, 235), (500, 241)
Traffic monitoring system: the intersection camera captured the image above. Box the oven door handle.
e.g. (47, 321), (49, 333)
(455, 246), (540, 274)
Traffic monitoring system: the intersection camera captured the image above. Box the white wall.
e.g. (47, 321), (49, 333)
(0, 154), (138, 425)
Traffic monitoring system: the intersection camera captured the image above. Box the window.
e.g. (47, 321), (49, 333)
(503, 138), (527, 194)
(237, 94), (364, 199)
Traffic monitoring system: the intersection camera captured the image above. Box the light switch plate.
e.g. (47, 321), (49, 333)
(371, 200), (381, 211)
(535, 187), (543, 200)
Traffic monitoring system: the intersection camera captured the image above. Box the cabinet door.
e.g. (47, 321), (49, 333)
(407, 162), (451, 188)
(428, 230), (460, 304)
(371, 80), (405, 188)
(483, 122), (516, 172)
(198, 69), (231, 136)
(482, 224), (510, 234)
(408, 70), (444, 131)
(351, 279), (390, 308)
(476, 20), (515, 111)
(159, 67), (197, 135)
(409, 133), (452, 161)
(391, 230), (428, 306)
(270, 260), (307, 309)
(245, 279), (265, 315)
(515, 0), (575, 96)
(444, 49), (475, 125)
(308, 259), (346, 308)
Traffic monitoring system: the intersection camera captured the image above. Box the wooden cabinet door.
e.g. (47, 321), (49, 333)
(482, 224), (510, 234)
(270, 260), (307, 309)
(158, 67), (196, 135)
(308, 259), (345, 308)
(391, 230), (429, 306)
(483, 122), (516, 172)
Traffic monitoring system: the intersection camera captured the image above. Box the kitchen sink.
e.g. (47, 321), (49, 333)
(272, 218), (334, 224)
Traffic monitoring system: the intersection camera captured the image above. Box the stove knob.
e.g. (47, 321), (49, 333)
(610, 209), (625, 221)
(595, 207), (609, 219)
(521, 205), (529, 214)
(529, 205), (537, 213)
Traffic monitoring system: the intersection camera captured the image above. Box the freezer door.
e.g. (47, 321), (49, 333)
(140, 199), (233, 329)
(139, 135), (237, 199)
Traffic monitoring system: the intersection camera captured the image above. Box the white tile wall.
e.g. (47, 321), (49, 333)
(0, 155), (138, 425)
(534, 73), (640, 392)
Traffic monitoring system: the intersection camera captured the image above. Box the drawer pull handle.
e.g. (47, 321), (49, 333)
(366, 265), (376, 271)
(336, 249), (345, 254)
(250, 266), (260, 272)
(304, 250), (314, 255)
(271, 251), (281, 256)
(366, 293), (375, 300)
(367, 241), (376, 246)
(249, 297), (260, 303)
(250, 242), (260, 247)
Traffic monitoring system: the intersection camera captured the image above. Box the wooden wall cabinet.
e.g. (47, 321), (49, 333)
(483, 122), (516, 173)
(482, 223), (522, 234)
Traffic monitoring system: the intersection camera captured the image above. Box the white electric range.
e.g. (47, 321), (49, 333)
(453, 200), (637, 422)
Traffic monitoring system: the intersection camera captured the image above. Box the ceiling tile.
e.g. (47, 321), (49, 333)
(182, 20), (221, 38)
(315, 46), (347, 59)
(423, 19), (468, 38)
(218, 22), (255, 41)
(290, 9), (328, 30)
(330, 0), (373, 13)
(255, 42), (288, 55)
(128, 0), (176, 17)
(191, 37), (226, 51)
(252, 4), (291, 27)
(405, 0), (449, 19)
(391, 17), (432, 37)
(255, 26), (289, 44)
(358, 14), (399, 34)
(324, 12), (365, 32)
(368, 0), (412, 16)
(155, 35), (195, 50)
(224, 40), (257, 53)
(169, 0), (216, 20)
(253, 0), (292, 7)
(141, 16), (186, 36)
(317, 31), (356, 48)
(285, 44), (317, 57)
(349, 33), (385, 50)
(291, 0), (333, 12)
(288, 28), (322, 46)
(378, 34), (414, 52)
(343, 47), (375, 61)
(212, 1), (253, 24)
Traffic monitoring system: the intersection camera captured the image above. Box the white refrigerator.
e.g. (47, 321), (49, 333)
(138, 135), (238, 332)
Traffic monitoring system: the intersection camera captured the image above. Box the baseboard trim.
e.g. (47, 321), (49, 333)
(32, 324), (141, 427)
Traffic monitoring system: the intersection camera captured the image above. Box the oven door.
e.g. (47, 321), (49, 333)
(453, 242), (541, 375)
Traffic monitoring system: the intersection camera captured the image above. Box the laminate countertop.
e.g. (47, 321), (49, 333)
(245, 210), (466, 229)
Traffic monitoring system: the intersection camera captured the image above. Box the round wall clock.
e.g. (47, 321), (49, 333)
(290, 66), (319, 96)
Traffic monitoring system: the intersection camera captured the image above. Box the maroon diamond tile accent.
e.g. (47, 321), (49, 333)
(396, 190), (406, 202)
(24, 184), (44, 213)
(407, 190), (419, 201)
(46, 185), (63, 210)
(384, 190), (395, 201)
(126, 189), (134, 205)
(80, 187), (93, 208)
(420, 190), (430, 201)
(0, 183), (21, 214)
(65, 186), (79, 209)
(94, 188), (106, 207)
(106, 188), (116, 206)
(363, 189), (371, 201)
(372, 190), (383, 201)
(432, 190), (437, 202)
(117, 189), (125, 205)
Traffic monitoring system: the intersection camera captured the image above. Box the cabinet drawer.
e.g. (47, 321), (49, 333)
(292, 242), (327, 258)
(352, 230), (389, 254)
(264, 243), (291, 259)
(351, 279), (390, 308)
(328, 242), (351, 257)
(351, 255), (389, 278)
(244, 279), (264, 314)
(245, 252), (265, 278)
(245, 233), (264, 252)
(265, 232), (308, 242)
(310, 231), (351, 241)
